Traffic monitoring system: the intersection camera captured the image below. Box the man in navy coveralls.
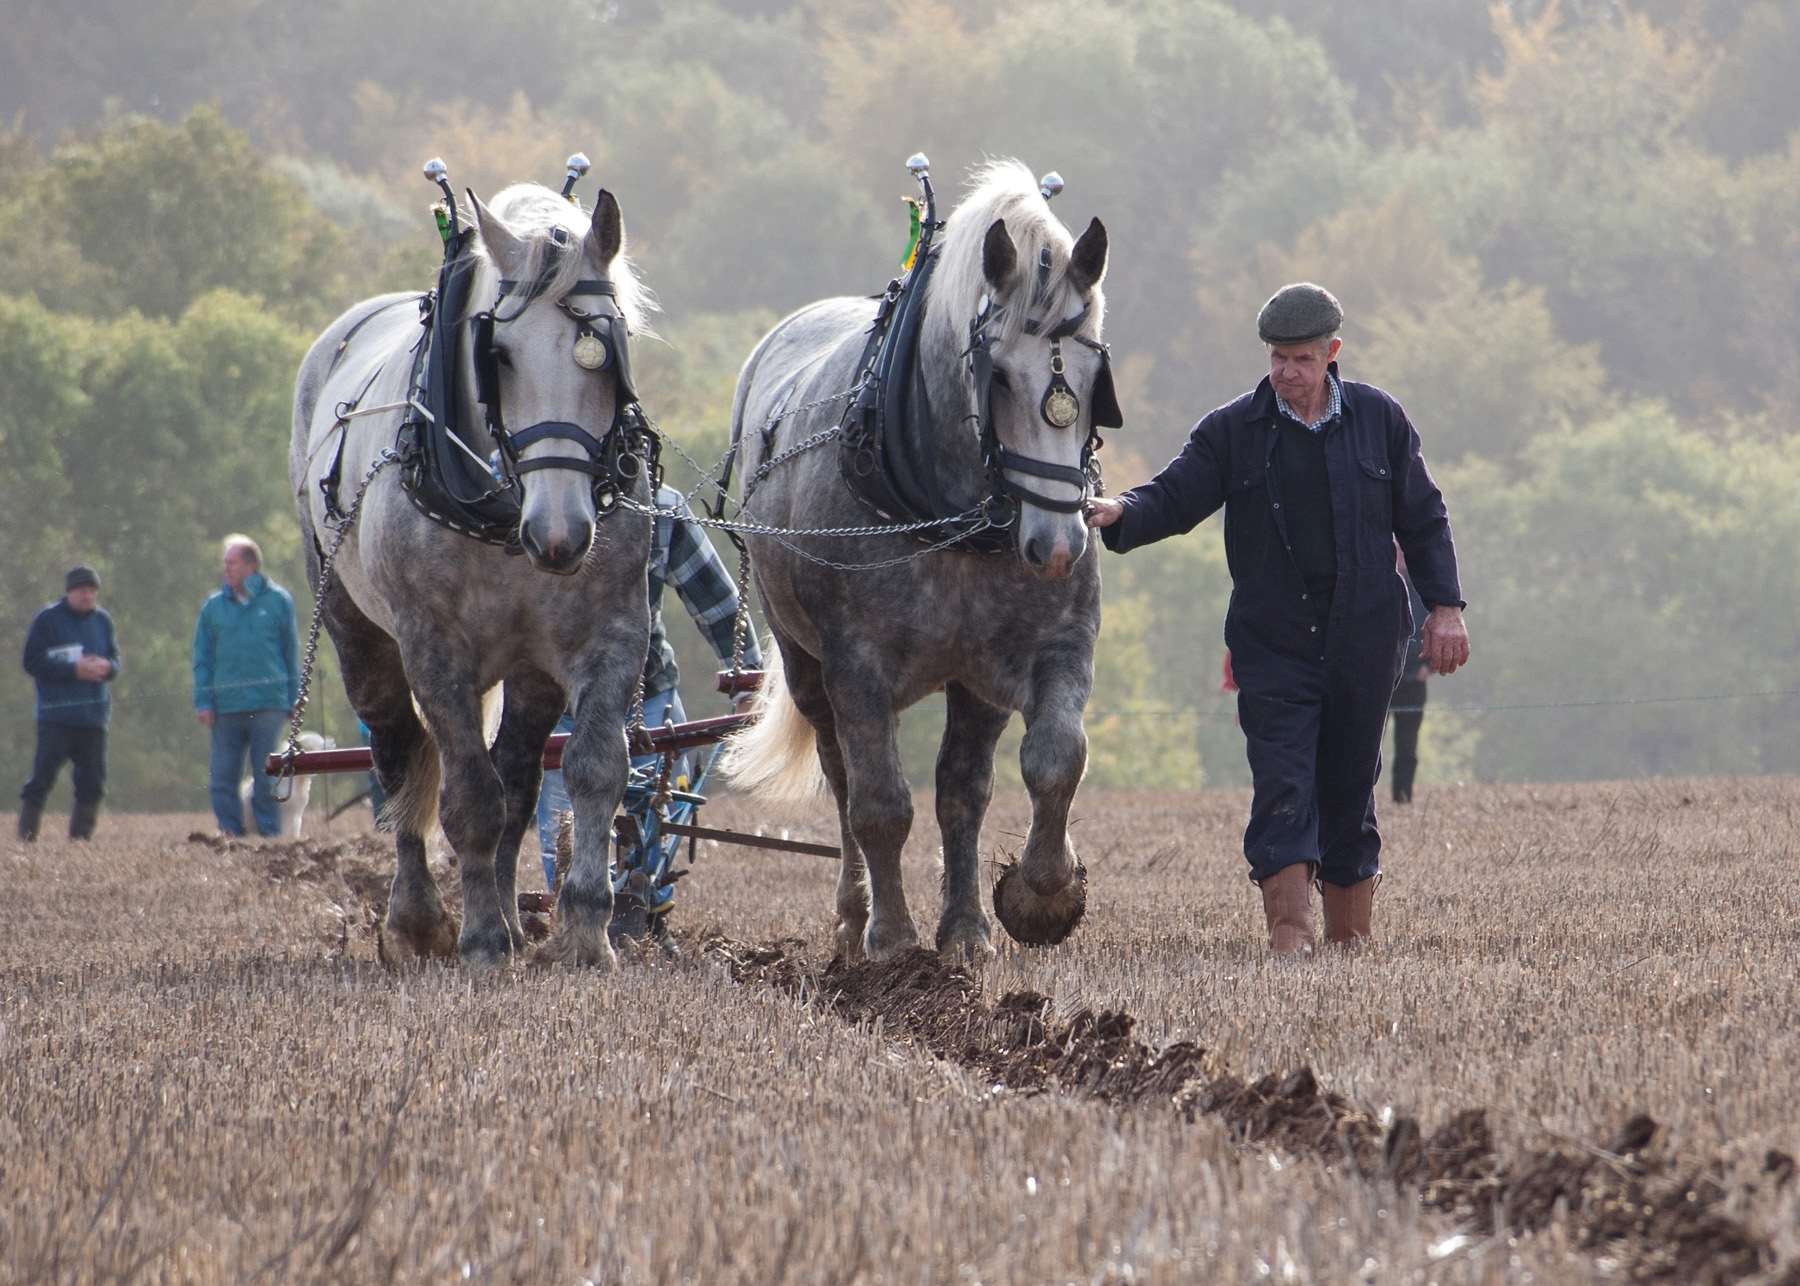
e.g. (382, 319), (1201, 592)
(1086, 283), (1470, 955)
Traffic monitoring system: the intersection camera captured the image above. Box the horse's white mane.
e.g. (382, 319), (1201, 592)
(926, 159), (1103, 348)
(479, 182), (659, 339)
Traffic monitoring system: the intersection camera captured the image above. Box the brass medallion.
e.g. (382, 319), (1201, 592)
(572, 333), (608, 370)
(1042, 386), (1081, 429)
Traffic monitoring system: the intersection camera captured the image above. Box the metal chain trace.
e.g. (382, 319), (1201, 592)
(272, 448), (400, 798)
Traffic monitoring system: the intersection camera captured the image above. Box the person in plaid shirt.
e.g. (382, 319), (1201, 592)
(533, 484), (762, 886)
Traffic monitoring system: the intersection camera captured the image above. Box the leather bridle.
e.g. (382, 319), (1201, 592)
(469, 248), (649, 513)
(965, 263), (1122, 524)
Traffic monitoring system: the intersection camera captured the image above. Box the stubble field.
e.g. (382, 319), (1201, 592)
(3, 777), (1798, 1284)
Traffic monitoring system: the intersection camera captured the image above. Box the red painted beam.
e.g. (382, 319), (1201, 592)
(267, 711), (756, 778)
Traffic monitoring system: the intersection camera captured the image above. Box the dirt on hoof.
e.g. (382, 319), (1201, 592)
(702, 935), (1784, 1286)
(991, 859), (1088, 947)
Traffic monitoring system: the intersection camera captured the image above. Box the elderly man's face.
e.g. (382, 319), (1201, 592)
(1269, 337), (1342, 404)
(221, 547), (256, 591)
(65, 586), (98, 614)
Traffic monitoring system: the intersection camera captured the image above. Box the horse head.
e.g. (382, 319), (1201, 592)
(468, 187), (638, 575)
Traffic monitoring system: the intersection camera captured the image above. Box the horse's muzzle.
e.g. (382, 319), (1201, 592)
(520, 520), (595, 575)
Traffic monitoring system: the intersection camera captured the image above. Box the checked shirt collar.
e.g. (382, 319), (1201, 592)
(1275, 371), (1342, 433)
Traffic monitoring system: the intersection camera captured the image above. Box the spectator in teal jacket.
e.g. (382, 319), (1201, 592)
(192, 534), (299, 836)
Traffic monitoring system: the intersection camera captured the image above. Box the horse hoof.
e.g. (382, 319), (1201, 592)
(382, 911), (459, 963)
(457, 925), (517, 971)
(532, 926), (618, 972)
(935, 915), (997, 963)
(834, 917), (869, 963)
(863, 919), (919, 963)
(992, 859), (1087, 947)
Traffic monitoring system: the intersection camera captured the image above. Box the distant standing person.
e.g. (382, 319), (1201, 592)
(192, 535), (299, 837)
(1389, 555), (1431, 804)
(18, 566), (120, 842)
(1086, 283), (1470, 955)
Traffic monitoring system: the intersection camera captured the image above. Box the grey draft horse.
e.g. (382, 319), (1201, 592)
(723, 160), (1113, 962)
(290, 182), (655, 968)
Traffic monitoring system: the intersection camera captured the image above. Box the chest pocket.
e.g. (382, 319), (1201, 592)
(1358, 457), (1394, 530)
(1223, 472), (1271, 574)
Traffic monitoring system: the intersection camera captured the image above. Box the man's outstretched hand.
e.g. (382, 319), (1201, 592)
(1084, 498), (1124, 528)
(1422, 606), (1471, 676)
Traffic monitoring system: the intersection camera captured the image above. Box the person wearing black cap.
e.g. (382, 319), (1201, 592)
(18, 566), (121, 842)
(1085, 283), (1469, 956)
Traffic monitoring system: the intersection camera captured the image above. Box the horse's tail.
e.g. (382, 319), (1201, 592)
(377, 683), (505, 835)
(377, 731), (440, 837)
(719, 648), (826, 805)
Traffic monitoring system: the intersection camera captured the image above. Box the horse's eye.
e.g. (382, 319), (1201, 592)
(989, 370), (1012, 391)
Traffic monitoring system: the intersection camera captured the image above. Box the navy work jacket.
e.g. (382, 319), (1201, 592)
(1102, 367), (1462, 670)
(22, 599), (121, 728)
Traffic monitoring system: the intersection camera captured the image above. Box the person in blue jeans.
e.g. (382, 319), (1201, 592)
(534, 486), (761, 890)
(192, 534), (299, 837)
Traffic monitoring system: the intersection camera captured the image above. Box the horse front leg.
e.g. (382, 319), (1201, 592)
(825, 667), (918, 962)
(408, 661), (512, 969)
(488, 671), (567, 950)
(935, 682), (1010, 962)
(994, 664), (1091, 947)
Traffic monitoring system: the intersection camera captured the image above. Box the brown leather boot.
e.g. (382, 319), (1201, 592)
(1322, 876), (1378, 947)
(1259, 863), (1316, 957)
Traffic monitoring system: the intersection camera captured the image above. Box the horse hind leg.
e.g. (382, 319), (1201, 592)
(777, 645), (870, 961)
(934, 683), (1010, 963)
(323, 585), (456, 962)
(820, 665), (918, 962)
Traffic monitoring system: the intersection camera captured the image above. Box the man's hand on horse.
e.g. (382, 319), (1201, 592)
(1084, 497), (1124, 529)
(1422, 606), (1470, 676)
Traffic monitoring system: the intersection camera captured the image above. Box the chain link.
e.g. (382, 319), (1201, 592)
(271, 448), (400, 797)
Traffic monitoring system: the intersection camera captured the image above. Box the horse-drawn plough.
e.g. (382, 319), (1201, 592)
(267, 668), (840, 945)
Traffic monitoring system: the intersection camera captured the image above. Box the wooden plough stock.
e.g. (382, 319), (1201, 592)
(267, 669), (766, 778)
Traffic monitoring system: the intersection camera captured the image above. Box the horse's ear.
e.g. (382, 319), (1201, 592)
(469, 191), (526, 274)
(587, 189), (624, 267)
(982, 218), (1018, 291)
(1068, 217), (1109, 296)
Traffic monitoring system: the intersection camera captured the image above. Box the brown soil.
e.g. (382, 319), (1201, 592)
(705, 937), (1794, 1286)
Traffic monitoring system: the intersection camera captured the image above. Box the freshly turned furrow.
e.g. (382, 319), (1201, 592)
(703, 938), (1794, 1286)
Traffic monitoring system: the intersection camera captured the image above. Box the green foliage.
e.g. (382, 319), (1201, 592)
(0, 108), (354, 325)
(2, 0), (1797, 804)
(0, 291), (355, 810)
(1444, 408), (1800, 781)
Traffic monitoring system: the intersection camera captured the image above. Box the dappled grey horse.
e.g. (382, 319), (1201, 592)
(290, 180), (655, 968)
(723, 160), (1116, 962)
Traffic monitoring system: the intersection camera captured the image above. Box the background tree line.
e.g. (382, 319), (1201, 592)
(1, 0), (1795, 808)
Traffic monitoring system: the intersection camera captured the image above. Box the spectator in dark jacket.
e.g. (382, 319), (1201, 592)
(192, 535), (299, 837)
(18, 566), (120, 841)
(1086, 283), (1470, 955)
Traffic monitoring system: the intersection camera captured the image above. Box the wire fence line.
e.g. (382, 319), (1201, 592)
(1092, 687), (1800, 721)
(17, 674), (1800, 723)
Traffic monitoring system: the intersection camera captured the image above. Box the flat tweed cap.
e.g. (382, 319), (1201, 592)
(65, 565), (100, 591)
(1257, 282), (1343, 345)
